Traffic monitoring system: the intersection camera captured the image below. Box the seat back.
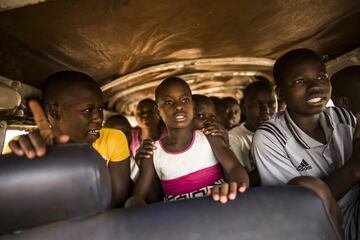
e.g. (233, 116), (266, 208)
(1, 186), (341, 240)
(0, 143), (111, 235)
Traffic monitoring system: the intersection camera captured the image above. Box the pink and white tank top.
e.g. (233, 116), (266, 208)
(153, 130), (224, 202)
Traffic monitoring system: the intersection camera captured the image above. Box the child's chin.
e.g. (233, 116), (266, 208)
(306, 106), (327, 115)
(172, 122), (192, 129)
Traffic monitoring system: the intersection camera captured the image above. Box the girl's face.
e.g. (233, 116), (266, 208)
(135, 100), (160, 129)
(222, 99), (241, 130)
(193, 102), (217, 130)
(157, 82), (193, 129)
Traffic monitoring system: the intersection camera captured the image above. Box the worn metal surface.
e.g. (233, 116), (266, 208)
(0, 0), (359, 113)
(0, 0), (47, 12)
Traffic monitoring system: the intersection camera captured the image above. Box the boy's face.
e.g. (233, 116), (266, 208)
(157, 82), (193, 129)
(56, 84), (104, 144)
(222, 100), (241, 130)
(193, 102), (217, 129)
(278, 59), (331, 117)
(245, 90), (277, 132)
(135, 101), (160, 129)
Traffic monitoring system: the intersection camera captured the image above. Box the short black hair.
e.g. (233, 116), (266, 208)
(105, 114), (131, 129)
(42, 71), (99, 112)
(273, 48), (324, 86)
(209, 96), (225, 113)
(155, 76), (191, 102)
(137, 98), (157, 110)
(221, 97), (238, 106)
(192, 94), (215, 109)
(243, 81), (275, 103)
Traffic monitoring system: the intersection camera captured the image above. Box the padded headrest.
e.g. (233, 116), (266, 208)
(1, 186), (341, 240)
(0, 143), (111, 235)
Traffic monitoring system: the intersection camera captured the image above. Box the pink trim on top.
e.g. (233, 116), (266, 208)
(130, 129), (141, 157)
(159, 131), (196, 155)
(161, 164), (223, 196)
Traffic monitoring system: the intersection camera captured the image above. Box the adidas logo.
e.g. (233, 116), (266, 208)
(296, 160), (312, 172)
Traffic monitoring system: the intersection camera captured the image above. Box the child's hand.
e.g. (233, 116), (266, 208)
(202, 120), (229, 145)
(124, 196), (147, 208)
(209, 182), (247, 204)
(135, 139), (156, 165)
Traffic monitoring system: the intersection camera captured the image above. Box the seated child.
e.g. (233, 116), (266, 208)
(251, 49), (359, 239)
(131, 99), (166, 157)
(192, 94), (229, 144)
(192, 94), (218, 129)
(220, 97), (241, 130)
(126, 77), (249, 206)
(209, 96), (226, 127)
(8, 71), (131, 207)
(229, 81), (277, 186)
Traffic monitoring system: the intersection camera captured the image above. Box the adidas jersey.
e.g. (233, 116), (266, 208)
(92, 128), (130, 163)
(252, 107), (355, 186)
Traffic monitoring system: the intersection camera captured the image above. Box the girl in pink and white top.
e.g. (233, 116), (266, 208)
(125, 77), (249, 207)
(154, 130), (224, 201)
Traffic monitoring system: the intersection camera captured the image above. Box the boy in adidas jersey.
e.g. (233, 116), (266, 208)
(251, 49), (360, 239)
(125, 77), (249, 206)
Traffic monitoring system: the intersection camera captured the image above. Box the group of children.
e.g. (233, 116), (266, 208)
(6, 48), (360, 239)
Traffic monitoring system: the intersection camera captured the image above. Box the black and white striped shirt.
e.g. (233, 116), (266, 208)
(252, 106), (355, 186)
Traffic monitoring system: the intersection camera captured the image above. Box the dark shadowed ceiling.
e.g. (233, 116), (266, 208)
(0, 0), (359, 114)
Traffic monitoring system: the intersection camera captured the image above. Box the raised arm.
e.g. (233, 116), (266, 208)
(125, 139), (157, 208)
(8, 100), (69, 158)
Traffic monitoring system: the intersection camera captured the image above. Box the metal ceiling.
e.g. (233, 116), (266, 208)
(0, 0), (359, 114)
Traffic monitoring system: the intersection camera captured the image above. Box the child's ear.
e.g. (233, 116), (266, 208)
(49, 104), (60, 120)
(334, 96), (350, 110)
(276, 86), (283, 100)
(153, 105), (160, 118)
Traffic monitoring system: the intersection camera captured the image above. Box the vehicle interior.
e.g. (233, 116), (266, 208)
(0, 0), (359, 239)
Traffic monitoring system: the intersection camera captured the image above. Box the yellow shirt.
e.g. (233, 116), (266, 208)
(3, 128), (130, 163)
(93, 128), (129, 163)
